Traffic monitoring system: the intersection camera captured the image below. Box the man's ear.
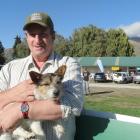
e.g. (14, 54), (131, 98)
(29, 71), (42, 84)
(55, 65), (66, 77)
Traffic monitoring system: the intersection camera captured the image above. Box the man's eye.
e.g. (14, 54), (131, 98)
(41, 33), (48, 38)
(29, 33), (36, 37)
(29, 33), (48, 38)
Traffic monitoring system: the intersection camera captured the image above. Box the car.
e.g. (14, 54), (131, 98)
(112, 72), (132, 84)
(94, 72), (106, 82)
(133, 73), (140, 84)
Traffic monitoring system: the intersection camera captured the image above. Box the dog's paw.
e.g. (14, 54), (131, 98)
(0, 133), (12, 140)
(25, 132), (36, 140)
(54, 125), (64, 138)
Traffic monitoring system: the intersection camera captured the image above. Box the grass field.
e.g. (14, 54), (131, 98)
(84, 86), (140, 117)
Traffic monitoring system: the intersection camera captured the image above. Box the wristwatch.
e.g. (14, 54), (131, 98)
(21, 101), (29, 119)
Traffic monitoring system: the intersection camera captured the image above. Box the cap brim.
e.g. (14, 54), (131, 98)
(23, 21), (47, 30)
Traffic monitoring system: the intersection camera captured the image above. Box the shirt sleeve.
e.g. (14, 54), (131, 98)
(60, 57), (84, 118)
(0, 64), (10, 91)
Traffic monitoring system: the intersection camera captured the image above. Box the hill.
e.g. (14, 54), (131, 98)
(129, 39), (140, 56)
(129, 37), (140, 42)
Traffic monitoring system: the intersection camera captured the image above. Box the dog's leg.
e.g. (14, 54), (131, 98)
(30, 121), (46, 139)
(13, 126), (36, 139)
(54, 124), (64, 139)
(0, 133), (12, 140)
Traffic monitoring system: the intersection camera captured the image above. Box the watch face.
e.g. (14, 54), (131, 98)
(21, 103), (29, 112)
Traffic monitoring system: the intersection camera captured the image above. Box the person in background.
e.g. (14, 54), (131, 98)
(0, 12), (83, 140)
(82, 68), (90, 95)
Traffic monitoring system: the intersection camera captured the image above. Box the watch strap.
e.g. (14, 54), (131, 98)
(22, 110), (29, 119)
(21, 101), (29, 119)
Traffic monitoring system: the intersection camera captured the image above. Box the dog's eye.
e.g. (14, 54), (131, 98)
(43, 83), (49, 86)
(57, 81), (61, 84)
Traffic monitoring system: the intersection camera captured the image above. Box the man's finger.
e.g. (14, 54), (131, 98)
(26, 95), (35, 102)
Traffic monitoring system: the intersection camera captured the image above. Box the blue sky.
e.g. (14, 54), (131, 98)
(1, 0), (140, 48)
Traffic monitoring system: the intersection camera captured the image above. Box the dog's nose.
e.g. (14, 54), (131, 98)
(54, 91), (59, 97)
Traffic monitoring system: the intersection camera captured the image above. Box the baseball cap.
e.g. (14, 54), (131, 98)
(23, 12), (54, 31)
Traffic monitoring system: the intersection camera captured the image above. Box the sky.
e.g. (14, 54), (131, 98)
(1, 0), (140, 48)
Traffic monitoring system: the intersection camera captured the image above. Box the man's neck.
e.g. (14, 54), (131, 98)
(33, 56), (48, 69)
(35, 61), (45, 69)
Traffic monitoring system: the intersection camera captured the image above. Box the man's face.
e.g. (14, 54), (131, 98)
(25, 24), (55, 60)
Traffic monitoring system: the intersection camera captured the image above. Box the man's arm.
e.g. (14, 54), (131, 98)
(0, 79), (35, 109)
(0, 100), (62, 132)
(28, 100), (62, 120)
(59, 58), (84, 118)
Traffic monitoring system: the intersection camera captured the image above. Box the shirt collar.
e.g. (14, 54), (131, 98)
(27, 52), (55, 70)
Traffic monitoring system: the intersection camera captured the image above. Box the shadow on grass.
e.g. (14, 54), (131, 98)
(89, 90), (114, 95)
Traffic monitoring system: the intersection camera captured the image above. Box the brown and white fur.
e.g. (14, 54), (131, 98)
(0, 65), (66, 140)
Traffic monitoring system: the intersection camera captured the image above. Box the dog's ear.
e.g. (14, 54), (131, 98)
(29, 71), (42, 84)
(55, 65), (66, 78)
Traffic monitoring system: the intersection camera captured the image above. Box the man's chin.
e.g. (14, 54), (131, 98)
(33, 52), (49, 61)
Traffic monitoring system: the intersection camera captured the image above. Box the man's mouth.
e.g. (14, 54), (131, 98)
(34, 46), (44, 50)
(35, 45), (43, 48)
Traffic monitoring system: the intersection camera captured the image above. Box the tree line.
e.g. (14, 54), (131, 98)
(56, 25), (134, 57)
(0, 25), (135, 66)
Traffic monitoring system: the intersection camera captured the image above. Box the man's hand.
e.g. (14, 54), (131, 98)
(0, 79), (35, 111)
(0, 102), (22, 132)
(11, 79), (35, 102)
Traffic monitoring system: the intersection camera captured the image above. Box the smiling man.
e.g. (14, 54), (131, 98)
(0, 12), (83, 140)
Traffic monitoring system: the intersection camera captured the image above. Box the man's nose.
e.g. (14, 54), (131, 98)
(35, 35), (42, 43)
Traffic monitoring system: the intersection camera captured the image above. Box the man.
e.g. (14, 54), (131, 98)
(82, 68), (90, 95)
(0, 12), (83, 140)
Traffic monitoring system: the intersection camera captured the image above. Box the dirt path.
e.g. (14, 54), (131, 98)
(89, 82), (140, 96)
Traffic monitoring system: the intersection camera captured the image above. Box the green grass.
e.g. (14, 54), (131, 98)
(84, 88), (140, 117)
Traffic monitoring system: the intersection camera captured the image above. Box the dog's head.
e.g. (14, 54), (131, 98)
(29, 65), (66, 100)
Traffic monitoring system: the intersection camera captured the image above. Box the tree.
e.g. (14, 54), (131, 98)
(0, 41), (5, 67)
(15, 41), (30, 58)
(106, 29), (134, 56)
(70, 25), (107, 56)
(12, 36), (30, 58)
(12, 35), (22, 58)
